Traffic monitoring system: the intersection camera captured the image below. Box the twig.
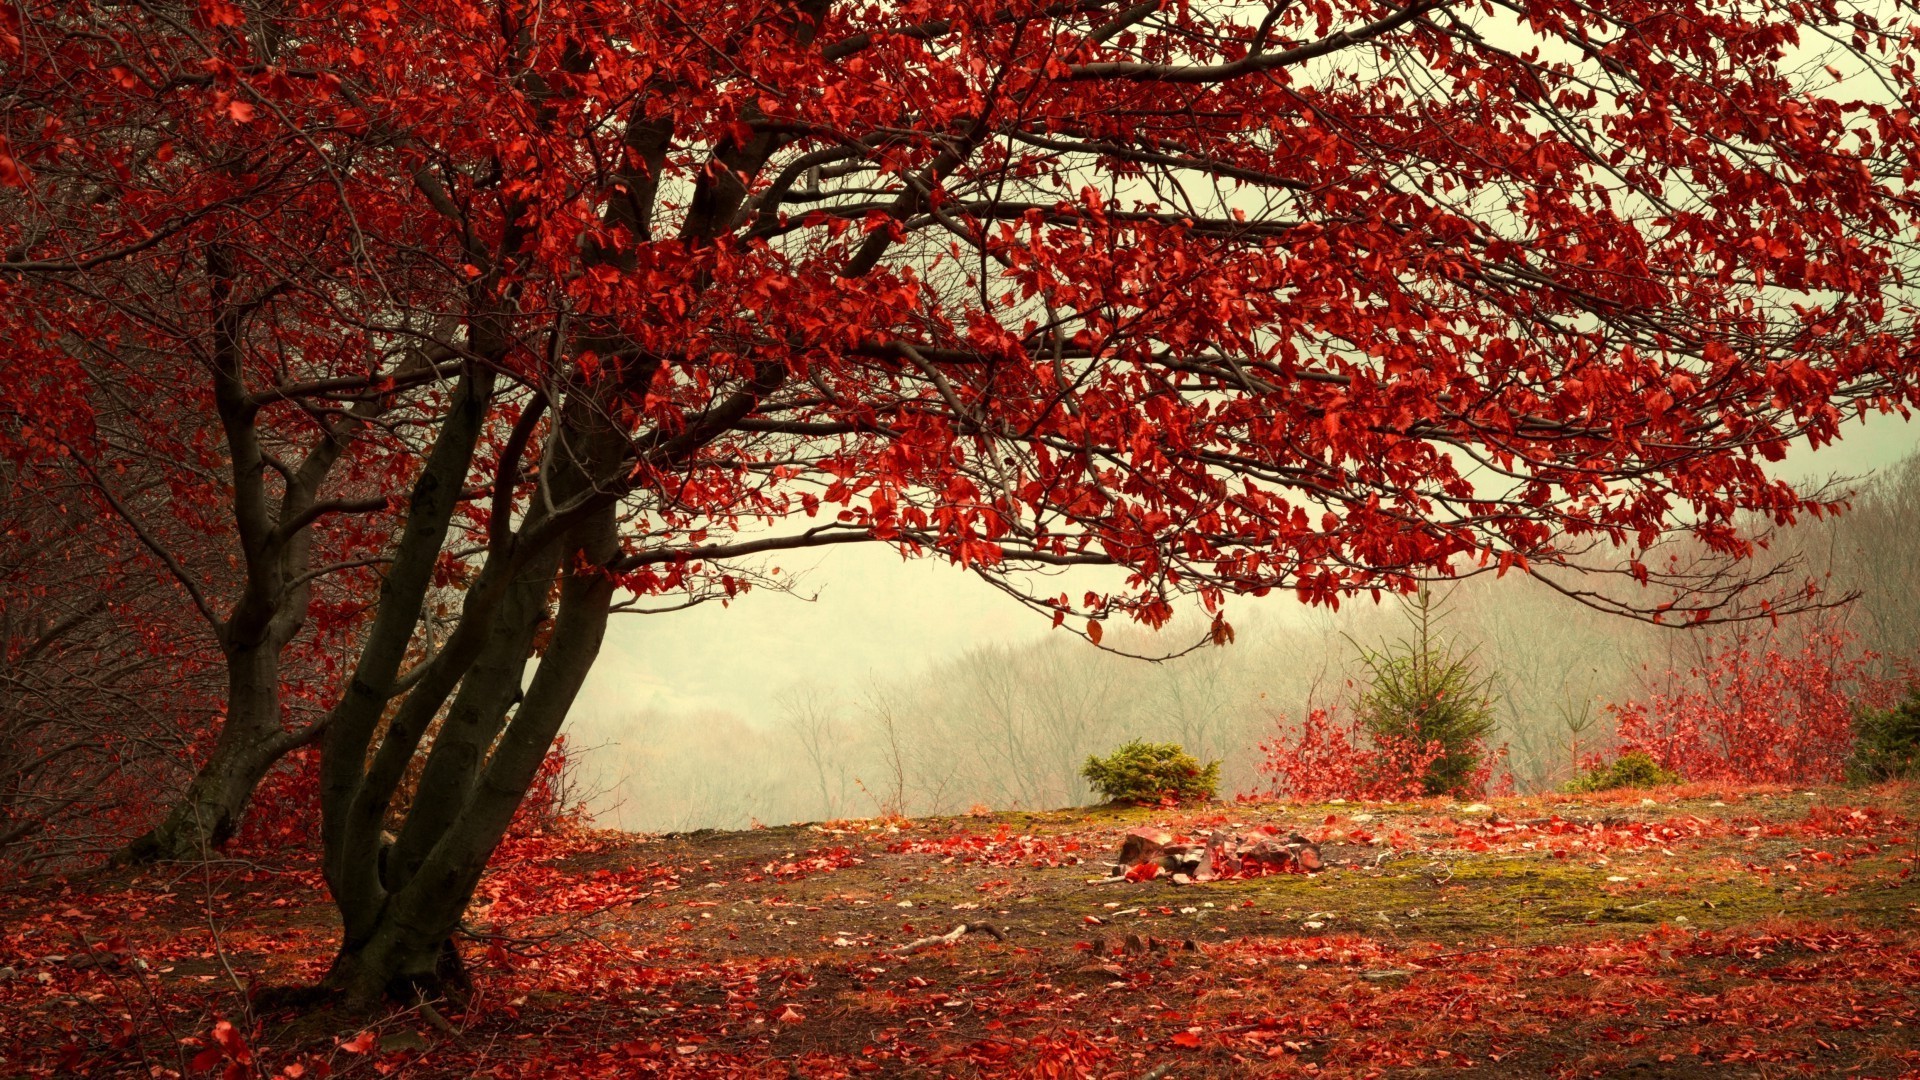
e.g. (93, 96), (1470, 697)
(893, 922), (1005, 955)
(415, 998), (458, 1036)
(192, 813), (252, 1005)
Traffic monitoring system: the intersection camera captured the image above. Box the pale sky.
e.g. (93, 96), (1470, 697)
(570, 410), (1920, 732)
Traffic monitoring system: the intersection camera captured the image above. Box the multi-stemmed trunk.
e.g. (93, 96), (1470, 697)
(311, 349), (630, 1005)
(323, 516), (614, 1005)
(303, 3), (823, 1004)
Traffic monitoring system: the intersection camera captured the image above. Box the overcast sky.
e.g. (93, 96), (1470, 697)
(568, 410), (1920, 734)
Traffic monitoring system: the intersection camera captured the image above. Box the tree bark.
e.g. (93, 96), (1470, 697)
(326, 501), (616, 1007)
(115, 572), (331, 863)
(117, 631), (306, 861)
(384, 543), (564, 890)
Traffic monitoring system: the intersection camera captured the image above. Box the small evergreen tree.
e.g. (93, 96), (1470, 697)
(1848, 686), (1920, 782)
(1350, 588), (1500, 798)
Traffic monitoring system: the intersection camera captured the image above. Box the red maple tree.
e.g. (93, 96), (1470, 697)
(5, 0), (1920, 1002)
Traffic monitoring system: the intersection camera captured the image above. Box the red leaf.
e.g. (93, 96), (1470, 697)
(211, 1021), (250, 1062)
(339, 1031), (376, 1054)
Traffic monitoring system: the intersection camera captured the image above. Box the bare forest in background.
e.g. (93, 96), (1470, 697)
(573, 454), (1920, 834)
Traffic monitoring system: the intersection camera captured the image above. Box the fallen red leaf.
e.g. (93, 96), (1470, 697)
(339, 1032), (376, 1055)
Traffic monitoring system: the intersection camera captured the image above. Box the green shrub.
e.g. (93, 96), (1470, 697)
(1081, 740), (1220, 804)
(1848, 687), (1920, 783)
(1350, 588), (1500, 797)
(1564, 750), (1682, 793)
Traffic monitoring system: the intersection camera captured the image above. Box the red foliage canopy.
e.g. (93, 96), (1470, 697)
(7, 0), (1920, 640)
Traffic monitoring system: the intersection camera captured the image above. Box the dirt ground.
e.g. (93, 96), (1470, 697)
(3, 782), (1917, 1077)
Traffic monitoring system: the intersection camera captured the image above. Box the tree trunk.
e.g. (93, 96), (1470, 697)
(117, 641), (300, 862)
(324, 922), (471, 1008)
(324, 500), (617, 1009)
(385, 544), (564, 890)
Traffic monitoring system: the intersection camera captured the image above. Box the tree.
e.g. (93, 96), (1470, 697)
(13, 247), (426, 863)
(1350, 587), (1500, 796)
(778, 685), (854, 820)
(6, 0), (1920, 1004)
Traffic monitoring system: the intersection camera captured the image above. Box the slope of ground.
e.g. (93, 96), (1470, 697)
(2, 783), (1917, 1078)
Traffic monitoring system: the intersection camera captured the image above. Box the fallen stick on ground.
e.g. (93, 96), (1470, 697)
(893, 922), (1006, 954)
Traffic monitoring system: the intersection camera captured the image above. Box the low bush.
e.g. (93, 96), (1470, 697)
(1259, 707), (1446, 802)
(1081, 740), (1219, 804)
(1564, 749), (1682, 793)
(1848, 687), (1920, 783)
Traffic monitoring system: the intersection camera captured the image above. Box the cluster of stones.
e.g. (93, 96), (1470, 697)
(1101, 826), (1323, 884)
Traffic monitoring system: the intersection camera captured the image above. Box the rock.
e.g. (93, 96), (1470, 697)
(1241, 833), (1323, 874)
(1197, 829), (1241, 881)
(379, 1031), (429, 1053)
(1156, 845), (1204, 877)
(1115, 828), (1174, 871)
(1107, 828), (1321, 885)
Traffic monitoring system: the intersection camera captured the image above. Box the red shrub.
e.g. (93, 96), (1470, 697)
(1608, 623), (1896, 784)
(1258, 707), (1456, 802)
(233, 747), (322, 852)
(510, 735), (591, 838)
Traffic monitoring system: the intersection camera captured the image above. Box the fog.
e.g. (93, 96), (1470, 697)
(567, 420), (1920, 833)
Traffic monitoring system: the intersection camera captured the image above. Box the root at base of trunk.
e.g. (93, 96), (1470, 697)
(312, 938), (471, 1012)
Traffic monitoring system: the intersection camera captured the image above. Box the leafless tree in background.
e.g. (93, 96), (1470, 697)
(571, 452), (1920, 830)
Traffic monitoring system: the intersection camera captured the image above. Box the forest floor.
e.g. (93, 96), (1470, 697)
(2, 782), (1918, 1078)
